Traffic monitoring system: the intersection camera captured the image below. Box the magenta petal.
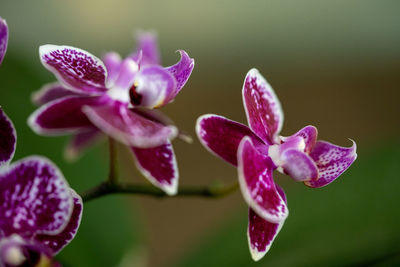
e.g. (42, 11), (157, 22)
(131, 31), (160, 66)
(0, 156), (73, 237)
(238, 137), (288, 223)
(102, 52), (122, 86)
(305, 140), (357, 188)
(28, 96), (102, 135)
(39, 45), (107, 94)
(83, 103), (178, 148)
(281, 149), (319, 182)
(248, 208), (284, 261)
(0, 17), (8, 65)
(165, 50), (195, 97)
(196, 114), (264, 166)
(283, 126), (318, 154)
(64, 128), (103, 161)
(131, 141), (178, 195)
(0, 108), (16, 167)
(133, 65), (176, 108)
(31, 83), (82, 106)
(35, 189), (83, 255)
(242, 68), (284, 144)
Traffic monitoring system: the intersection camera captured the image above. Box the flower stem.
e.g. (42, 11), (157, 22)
(108, 137), (118, 184)
(80, 180), (239, 203)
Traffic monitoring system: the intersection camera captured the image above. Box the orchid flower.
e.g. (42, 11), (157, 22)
(0, 17), (8, 65)
(0, 108), (82, 266)
(196, 68), (357, 260)
(28, 32), (195, 195)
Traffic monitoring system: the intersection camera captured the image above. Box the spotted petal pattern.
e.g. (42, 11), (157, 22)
(0, 17), (8, 65)
(0, 156), (73, 237)
(238, 137), (288, 223)
(305, 140), (357, 188)
(165, 50), (195, 98)
(83, 103), (177, 148)
(242, 68), (283, 144)
(28, 96), (103, 135)
(247, 185), (286, 261)
(35, 189), (83, 254)
(39, 45), (107, 94)
(196, 114), (264, 166)
(0, 108), (16, 167)
(131, 141), (178, 195)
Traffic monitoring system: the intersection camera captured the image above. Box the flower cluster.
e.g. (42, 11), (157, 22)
(196, 68), (357, 260)
(0, 107), (82, 266)
(29, 32), (194, 195)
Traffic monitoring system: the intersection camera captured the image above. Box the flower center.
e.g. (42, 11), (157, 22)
(129, 82), (142, 106)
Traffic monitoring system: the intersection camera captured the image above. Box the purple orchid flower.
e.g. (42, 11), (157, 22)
(196, 68), (357, 261)
(28, 32), (195, 195)
(0, 108), (82, 266)
(0, 17), (8, 65)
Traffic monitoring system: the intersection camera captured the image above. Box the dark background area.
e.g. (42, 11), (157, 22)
(0, 1), (399, 266)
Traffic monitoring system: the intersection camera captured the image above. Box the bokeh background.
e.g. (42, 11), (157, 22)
(1, 1), (399, 266)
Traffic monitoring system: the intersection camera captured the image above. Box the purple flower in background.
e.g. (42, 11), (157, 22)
(28, 32), (194, 195)
(0, 108), (82, 266)
(0, 17), (8, 65)
(196, 68), (357, 260)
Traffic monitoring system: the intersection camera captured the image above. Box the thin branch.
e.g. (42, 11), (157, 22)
(80, 180), (239, 203)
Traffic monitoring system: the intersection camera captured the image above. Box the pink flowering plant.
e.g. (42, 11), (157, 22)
(0, 12), (359, 265)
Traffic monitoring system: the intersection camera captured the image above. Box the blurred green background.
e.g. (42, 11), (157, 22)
(1, 1), (399, 266)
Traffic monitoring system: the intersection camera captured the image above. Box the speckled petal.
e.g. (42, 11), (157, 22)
(0, 17), (8, 65)
(247, 184), (287, 261)
(102, 52), (122, 87)
(0, 108), (16, 167)
(39, 45), (107, 94)
(31, 83), (81, 106)
(131, 141), (178, 195)
(83, 103), (178, 148)
(242, 68), (284, 144)
(196, 114), (264, 166)
(282, 125), (318, 154)
(64, 128), (103, 161)
(165, 50), (195, 98)
(132, 65), (176, 108)
(281, 149), (318, 182)
(305, 140), (357, 188)
(131, 31), (160, 66)
(0, 156), (73, 237)
(35, 189), (83, 255)
(238, 137), (288, 223)
(28, 96), (102, 135)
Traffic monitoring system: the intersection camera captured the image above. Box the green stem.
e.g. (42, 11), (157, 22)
(80, 180), (239, 203)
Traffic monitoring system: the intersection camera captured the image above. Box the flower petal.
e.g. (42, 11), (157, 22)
(0, 108), (16, 167)
(282, 125), (318, 154)
(131, 31), (160, 66)
(64, 128), (103, 161)
(280, 149), (319, 182)
(0, 156), (73, 237)
(83, 103), (178, 148)
(102, 52), (122, 87)
(28, 96), (102, 135)
(34, 189), (83, 255)
(31, 83), (81, 106)
(238, 137), (288, 223)
(305, 140), (357, 188)
(242, 68), (284, 144)
(0, 17), (8, 65)
(165, 50), (195, 98)
(39, 45), (107, 94)
(131, 141), (178, 195)
(132, 65), (176, 108)
(247, 208), (284, 261)
(196, 114), (264, 166)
